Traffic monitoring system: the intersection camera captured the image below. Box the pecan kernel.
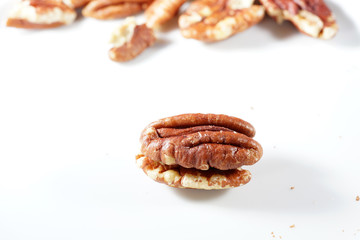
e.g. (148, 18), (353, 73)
(259, 0), (338, 39)
(140, 113), (263, 170)
(136, 154), (252, 189)
(109, 17), (156, 62)
(178, 0), (265, 41)
(6, 0), (76, 29)
(145, 0), (187, 28)
(82, 0), (153, 20)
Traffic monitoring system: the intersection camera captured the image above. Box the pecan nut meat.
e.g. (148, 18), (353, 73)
(259, 0), (338, 39)
(138, 113), (263, 190)
(178, 0), (265, 42)
(6, 0), (77, 29)
(82, 0), (153, 20)
(136, 154), (252, 190)
(109, 17), (156, 62)
(62, 0), (91, 8)
(145, 0), (187, 28)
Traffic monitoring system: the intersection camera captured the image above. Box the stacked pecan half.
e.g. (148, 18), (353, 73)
(137, 113), (263, 190)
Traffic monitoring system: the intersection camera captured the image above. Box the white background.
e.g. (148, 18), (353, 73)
(0, 0), (359, 239)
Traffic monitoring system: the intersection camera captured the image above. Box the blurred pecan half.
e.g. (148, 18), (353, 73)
(259, 0), (338, 39)
(138, 113), (263, 190)
(62, 0), (91, 8)
(6, 0), (76, 29)
(82, 0), (153, 20)
(109, 17), (156, 62)
(145, 0), (187, 28)
(178, 0), (265, 41)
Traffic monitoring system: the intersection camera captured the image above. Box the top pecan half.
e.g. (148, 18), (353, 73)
(140, 113), (263, 171)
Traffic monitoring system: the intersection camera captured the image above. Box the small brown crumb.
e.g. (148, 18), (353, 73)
(290, 224), (295, 228)
(250, 106), (254, 110)
(290, 186), (295, 190)
(280, 236), (282, 239)
(271, 232), (274, 235)
(342, 229), (344, 232)
(356, 195), (359, 201)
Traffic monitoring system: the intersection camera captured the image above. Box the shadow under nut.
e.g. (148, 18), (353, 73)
(140, 114), (263, 170)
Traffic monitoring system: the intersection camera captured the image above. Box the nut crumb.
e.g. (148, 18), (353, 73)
(356, 195), (359, 201)
(290, 224), (295, 228)
(290, 186), (295, 190)
(342, 229), (344, 232)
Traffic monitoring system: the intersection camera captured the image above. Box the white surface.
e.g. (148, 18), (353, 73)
(0, 1), (359, 239)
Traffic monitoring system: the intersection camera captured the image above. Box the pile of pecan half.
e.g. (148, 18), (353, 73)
(7, 0), (338, 61)
(137, 113), (263, 189)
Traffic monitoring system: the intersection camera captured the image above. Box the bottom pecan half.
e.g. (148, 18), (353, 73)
(136, 154), (251, 190)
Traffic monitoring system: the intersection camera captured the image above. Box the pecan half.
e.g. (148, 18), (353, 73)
(137, 114), (262, 190)
(109, 17), (156, 62)
(137, 154), (252, 189)
(6, 0), (76, 29)
(145, 0), (187, 28)
(259, 0), (338, 39)
(82, 0), (153, 20)
(178, 0), (265, 41)
(62, 0), (91, 8)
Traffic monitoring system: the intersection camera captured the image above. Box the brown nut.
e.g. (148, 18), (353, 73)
(6, 0), (76, 29)
(109, 17), (156, 62)
(178, 0), (265, 42)
(82, 0), (153, 20)
(62, 0), (91, 8)
(140, 113), (262, 171)
(259, 0), (338, 39)
(137, 113), (262, 190)
(145, 0), (187, 28)
(136, 154), (252, 189)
